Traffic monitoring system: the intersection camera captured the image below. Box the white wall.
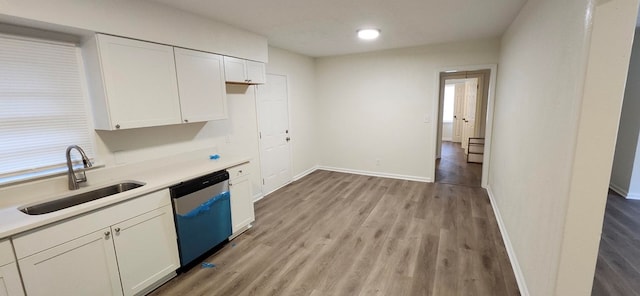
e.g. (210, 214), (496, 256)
(265, 47), (319, 178)
(0, 0), (267, 62)
(611, 27), (640, 198)
(489, 0), (638, 295)
(315, 39), (500, 181)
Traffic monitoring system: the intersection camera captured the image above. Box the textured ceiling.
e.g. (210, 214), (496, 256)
(149, 0), (527, 57)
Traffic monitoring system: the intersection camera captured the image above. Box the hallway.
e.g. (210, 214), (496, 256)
(436, 141), (482, 187)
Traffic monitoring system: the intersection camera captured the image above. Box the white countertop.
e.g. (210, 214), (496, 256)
(0, 155), (250, 239)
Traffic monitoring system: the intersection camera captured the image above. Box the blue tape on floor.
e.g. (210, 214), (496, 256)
(201, 262), (216, 268)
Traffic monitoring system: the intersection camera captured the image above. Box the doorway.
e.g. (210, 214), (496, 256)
(256, 74), (293, 196)
(435, 70), (490, 187)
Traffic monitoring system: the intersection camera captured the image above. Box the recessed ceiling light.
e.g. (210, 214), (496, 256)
(357, 29), (381, 40)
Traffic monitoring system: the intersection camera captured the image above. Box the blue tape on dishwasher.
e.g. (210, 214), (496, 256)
(178, 191), (231, 218)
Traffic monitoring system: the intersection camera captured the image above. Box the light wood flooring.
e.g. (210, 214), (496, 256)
(592, 190), (640, 296)
(150, 170), (519, 296)
(436, 141), (482, 187)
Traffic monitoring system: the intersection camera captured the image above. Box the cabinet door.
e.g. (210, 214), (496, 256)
(174, 48), (228, 122)
(19, 228), (122, 296)
(97, 34), (182, 129)
(223, 56), (247, 83)
(230, 175), (255, 235)
(246, 61), (266, 84)
(0, 263), (24, 296)
(112, 205), (179, 296)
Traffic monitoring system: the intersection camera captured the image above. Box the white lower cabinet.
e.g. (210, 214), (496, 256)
(228, 163), (255, 237)
(14, 190), (179, 296)
(114, 206), (179, 296)
(19, 228), (122, 296)
(0, 240), (24, 296)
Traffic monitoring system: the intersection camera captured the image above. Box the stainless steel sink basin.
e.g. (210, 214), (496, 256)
(20, 181), (145, 215)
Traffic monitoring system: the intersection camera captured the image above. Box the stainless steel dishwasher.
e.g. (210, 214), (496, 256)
(170, 170), (231, 267)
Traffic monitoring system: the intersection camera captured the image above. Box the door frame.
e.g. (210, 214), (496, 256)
(255, 73), (295, 197)
(431, 64), (497, 188)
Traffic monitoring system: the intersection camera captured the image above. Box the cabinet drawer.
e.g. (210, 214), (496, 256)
(228, 163), (250, 179)
(13, 189), (171, 259)
(0, 240), (14, 266)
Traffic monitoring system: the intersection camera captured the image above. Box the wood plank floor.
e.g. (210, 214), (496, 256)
(592, 190), (640, 296)
(150, 170), (519, 296)
(436, 141), (482, 187)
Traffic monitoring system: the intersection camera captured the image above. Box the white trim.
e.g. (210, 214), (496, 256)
(626, 193), (640, 200)
(253, 192), (265, 202)
(486, 185), (530, 296)
(609, 182), (628, 197)
(318, 166), (431, 183)
(432, 64), (498, 188)
(228, 223), (252, 240)
(293, 166), (319, 181)
(255, 73), (295, 197)
(607, 183), (640, 199)
(256, 165), (322, 201)
(261, 181), (293, 198)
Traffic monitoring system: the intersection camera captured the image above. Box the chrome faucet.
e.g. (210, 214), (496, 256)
(66, 145), (92, 190)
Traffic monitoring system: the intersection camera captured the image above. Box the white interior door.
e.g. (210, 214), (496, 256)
(256, 74), (292, 195)
(461, 78), (478, 154)
(452, 82), (465, 143)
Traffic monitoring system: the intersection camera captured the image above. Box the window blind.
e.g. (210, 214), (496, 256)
(0, 34), (94, 178)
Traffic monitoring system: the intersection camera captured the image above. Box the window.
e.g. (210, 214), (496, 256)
(0, 34), (94, 182)
(443, 84), (455, 122)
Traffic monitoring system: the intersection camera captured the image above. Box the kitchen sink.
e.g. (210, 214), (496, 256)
(20, 181), (145, 215)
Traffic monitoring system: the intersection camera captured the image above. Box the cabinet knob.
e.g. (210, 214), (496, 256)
(184, 119), (189, 123)
(238, 170), (243, 174)
(114, 227), (121, 234)
(104, 231), (111, 238)
(115, 124), (120, 129)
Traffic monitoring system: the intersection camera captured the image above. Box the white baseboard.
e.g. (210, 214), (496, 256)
(317, 166), (431, 183)
(608, 182), (640, 199)
(293, 166), (319, 181)
(609, 182), (628, 197)
(253, 192), (265, 203)
(486, 186), (530, 296)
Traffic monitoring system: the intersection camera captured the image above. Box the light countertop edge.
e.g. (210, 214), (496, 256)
(0, 155), (251, 240)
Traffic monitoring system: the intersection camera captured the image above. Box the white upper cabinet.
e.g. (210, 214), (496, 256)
(223, 56), (266, 84)
(84, 34), (182, 130)
(174, 48), (228, 122)
(246, 60), (266, 84)
(223, 56), (247, 83)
